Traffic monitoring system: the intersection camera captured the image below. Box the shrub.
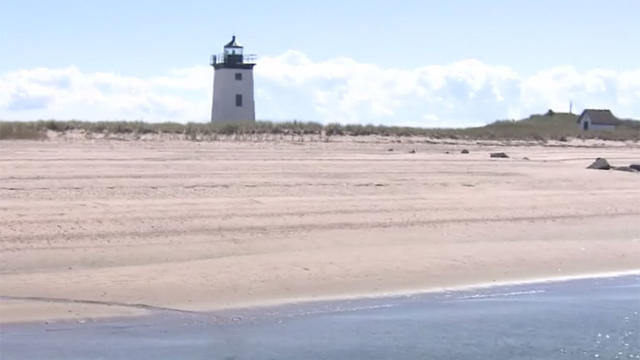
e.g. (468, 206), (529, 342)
(0, 122), (46, 140)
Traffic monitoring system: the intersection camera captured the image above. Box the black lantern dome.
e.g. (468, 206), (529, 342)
(210, 36), (256, 69)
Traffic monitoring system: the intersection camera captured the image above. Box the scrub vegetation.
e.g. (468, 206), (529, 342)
(1, 112), (639, 141)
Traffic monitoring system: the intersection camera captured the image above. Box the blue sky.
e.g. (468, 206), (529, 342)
(1, 0), (639, 126)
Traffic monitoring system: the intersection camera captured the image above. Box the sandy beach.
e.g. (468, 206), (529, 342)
(1, 136), (639, 323)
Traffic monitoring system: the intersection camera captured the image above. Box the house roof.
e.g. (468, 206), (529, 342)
(578, 109), (619, 125)
(224, 36), (242, 48)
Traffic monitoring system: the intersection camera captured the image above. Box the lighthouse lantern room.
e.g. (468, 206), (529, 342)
(210, 36), (256, 123)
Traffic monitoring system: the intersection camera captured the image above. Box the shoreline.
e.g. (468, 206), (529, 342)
(218, 268), (640, 310)
(3, 269), (639, 325)
(5, 272), (638, 360)
(169, 268), (640, 316)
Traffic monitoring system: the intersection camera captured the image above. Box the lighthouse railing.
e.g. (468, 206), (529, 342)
(243, 54), (258, 63)
(210, 53), (258, 65)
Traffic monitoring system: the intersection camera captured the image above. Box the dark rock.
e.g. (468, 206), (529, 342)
(613, 166), (638, 173)
(587, 158), (611, 170)
(630, 164), (640, 171)
(461, 149), (469, 154)
(490, 152), (509, 158)
(409, 149), (416, 154)
(387, 148), (394, 151)
(522, 157), (530, 160)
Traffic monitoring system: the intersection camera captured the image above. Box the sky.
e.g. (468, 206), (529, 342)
(1, 0), (639, 127)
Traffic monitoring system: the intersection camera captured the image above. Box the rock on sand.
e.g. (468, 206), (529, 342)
(490, 152), (509, 158)
(587, 158), (611, 170)
(613, 166), (639, 173)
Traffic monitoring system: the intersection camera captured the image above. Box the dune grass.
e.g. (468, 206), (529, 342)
(1, 112), (639, 141)
(0, 122), (47, 140)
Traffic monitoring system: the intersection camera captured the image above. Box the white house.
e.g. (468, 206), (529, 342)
(577, 109), (619, 131)
(210, 36), (256, 123)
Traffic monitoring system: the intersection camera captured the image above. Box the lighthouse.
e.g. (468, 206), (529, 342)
(210, 36), (256, 123)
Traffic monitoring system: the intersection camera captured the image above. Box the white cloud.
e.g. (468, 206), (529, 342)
(1, 52), (639, 125)
(257, 52), (640, 125)
(0, 66), (210, 122)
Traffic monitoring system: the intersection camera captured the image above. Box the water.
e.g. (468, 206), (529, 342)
(2, 275), (639, 359)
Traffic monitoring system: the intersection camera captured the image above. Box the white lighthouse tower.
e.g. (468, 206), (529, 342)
(210, 36), (256, 123)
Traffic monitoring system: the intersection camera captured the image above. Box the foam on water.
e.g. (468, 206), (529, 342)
(458, 289), (547, 300)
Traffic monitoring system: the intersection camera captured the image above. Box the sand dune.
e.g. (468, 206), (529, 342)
(1, 137), (639, 323)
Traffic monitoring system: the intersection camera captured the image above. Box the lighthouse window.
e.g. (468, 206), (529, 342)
(235, 73), (242, 81)
(235, 94), (243, 107)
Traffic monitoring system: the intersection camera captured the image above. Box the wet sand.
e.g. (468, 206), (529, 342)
(1, 137), (639, 322)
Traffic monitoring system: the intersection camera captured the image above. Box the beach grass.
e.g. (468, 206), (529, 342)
(0, 122), (47, 140)
(1, 112), (639, 141)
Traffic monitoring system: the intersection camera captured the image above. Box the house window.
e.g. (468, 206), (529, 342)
(235, 73), (242, 81)
(235, 94), (243, 107)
